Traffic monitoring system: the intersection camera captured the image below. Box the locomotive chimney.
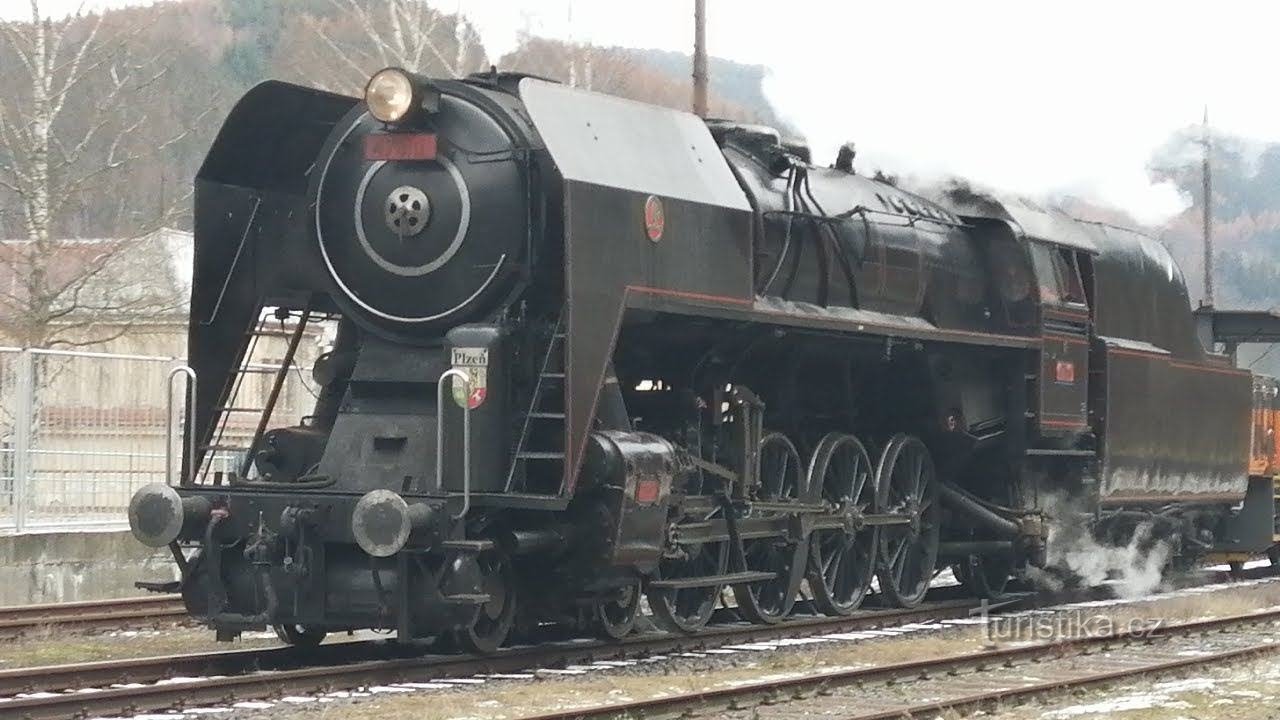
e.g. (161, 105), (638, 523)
(692, 0), (708, 117)
(835, 142), (857, 173)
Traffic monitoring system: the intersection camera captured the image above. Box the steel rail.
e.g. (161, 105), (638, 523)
(517, 607), (1280, 720)
(0, 598), (989, 719)
(0, 566), (1268, 715)
(849, 643), (1278, 720)
(0, 595), (186, 638)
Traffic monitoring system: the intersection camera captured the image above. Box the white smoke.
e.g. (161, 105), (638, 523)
(1032, 491), (1174, 600)
(753, 4), (1280, 229)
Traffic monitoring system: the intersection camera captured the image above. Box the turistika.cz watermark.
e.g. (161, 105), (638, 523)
(970, 600), (1165, 642)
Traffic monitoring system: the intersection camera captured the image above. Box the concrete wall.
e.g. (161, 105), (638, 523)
(0, 530), (177, 606)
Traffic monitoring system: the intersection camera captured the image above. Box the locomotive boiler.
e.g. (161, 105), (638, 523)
(128, 66), (1276, 650)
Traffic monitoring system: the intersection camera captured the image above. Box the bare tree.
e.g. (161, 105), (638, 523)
(501, 34), (641, 96)
(0, 0), (188, 349)
(294, 0), (487, 93)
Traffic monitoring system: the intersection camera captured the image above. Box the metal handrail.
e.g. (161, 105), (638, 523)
(167, 365), (196, 486)
(436, 368), (473, 520)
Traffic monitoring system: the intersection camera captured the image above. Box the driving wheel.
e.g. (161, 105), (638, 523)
(875, 434), (940, 608)
(647, 528), (728, 634)
(806, 432), (879, 616)
(733, 432), (807, 624)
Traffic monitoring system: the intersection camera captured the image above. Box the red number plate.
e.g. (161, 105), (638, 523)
(363, 133), (437, 161)
(634, 478), (662, 505)
(1055, 360), (1076, 383)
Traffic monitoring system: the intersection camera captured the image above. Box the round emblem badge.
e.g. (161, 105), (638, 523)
(643, 195), (665, 242)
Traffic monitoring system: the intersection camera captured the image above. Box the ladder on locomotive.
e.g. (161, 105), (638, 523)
(506, 313), (566, 494)
(196, 309), (312, 484)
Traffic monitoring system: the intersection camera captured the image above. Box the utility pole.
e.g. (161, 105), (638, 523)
(692, 0), (708, 117)
(1201, 106), (1214, 307)
(566, 0), (577, 88)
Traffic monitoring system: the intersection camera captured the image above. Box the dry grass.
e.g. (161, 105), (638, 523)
(11, 579), (1280, 719)
(0, 625), (280, 669)
(1098, 582), (1280, 626)
(988, 651), (1280, 720)
(221, 631), (990, 720)
(238, 579), (1280, 720)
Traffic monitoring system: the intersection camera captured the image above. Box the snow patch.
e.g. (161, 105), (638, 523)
(1046, 696), (1191, 717)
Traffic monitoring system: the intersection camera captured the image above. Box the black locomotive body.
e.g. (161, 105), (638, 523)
(128, 69), (1268, 648)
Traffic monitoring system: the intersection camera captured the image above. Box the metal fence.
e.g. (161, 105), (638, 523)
(0, 346), (314, 533)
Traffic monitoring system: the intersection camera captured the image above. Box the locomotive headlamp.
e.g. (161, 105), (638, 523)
(365, 68), (413, 123)
(364, 67), (440, 125)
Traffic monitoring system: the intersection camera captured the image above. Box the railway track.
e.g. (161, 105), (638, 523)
(0, 596), (993, 720)
(524, 607), (1280, 719)
(0, 595), (186, 639)
(0, 568), (1269, 719)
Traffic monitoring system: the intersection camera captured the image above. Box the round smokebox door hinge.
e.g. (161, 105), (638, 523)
(385, 185), (431, 237)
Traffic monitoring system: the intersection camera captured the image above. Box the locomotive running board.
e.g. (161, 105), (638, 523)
(441, 593), (492, 605)
(1025, 448), (1096, 457)
(439, 539), (495, 553)
(134, 580), (182, 594)
(648, 571), (777, 590)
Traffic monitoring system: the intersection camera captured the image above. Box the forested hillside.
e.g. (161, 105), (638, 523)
(0, 0), (784, 243)
(1148, 128), (1280, 309)
(0, 0), (787, 345)
(1, 0), (1277, 348)
(1055, 128), (1280, 371)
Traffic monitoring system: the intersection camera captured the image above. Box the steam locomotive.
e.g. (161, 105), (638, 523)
(128, 67), (1279, 651)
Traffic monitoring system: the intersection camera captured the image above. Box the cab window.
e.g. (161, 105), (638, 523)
(1055, 249), (1086, 304)
(1030, 244), (1062, 303)
(1030, 244), (1087, 306)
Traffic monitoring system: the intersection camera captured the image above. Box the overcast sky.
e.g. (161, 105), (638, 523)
(8, 0), (1280, 224)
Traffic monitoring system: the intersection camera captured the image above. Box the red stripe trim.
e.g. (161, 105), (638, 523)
(1107, 346), (1250, 377)
(1101, 492), (1246, 505)
(625, 285), (753, 306)
(1042, 333), (1089, 345)
(630, 286), (1039, 347)
(1040, 418), (1088, 428)
(746, 305), (1037, 345)
(1169, 360), (1250, 377)
(1107, 347), (1170, 360)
